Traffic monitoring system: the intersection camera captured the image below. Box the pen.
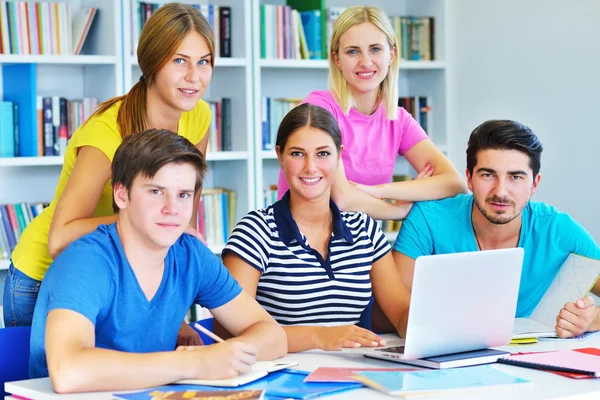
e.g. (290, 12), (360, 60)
(193, 322), (225, 344)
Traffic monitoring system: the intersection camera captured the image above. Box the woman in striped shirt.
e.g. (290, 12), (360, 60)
(219, 104), (413, 352)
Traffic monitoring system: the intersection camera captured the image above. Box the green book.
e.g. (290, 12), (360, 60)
(287, 0), (326, 59)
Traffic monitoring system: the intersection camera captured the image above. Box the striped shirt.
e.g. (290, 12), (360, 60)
(223, 192), (391, 326)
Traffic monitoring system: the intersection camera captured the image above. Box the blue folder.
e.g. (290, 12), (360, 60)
(114, 369), (362, 400)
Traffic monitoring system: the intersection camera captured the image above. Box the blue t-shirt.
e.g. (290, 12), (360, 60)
(393, 194), (600, 317)
(30, 223), (242, 378)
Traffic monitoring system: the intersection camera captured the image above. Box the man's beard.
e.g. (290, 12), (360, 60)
(473, 195), (524, 225)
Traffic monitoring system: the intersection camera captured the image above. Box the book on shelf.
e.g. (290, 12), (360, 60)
(0, 202), (49, 260)
(132, 2), (231, 58)
(261, 97), (302, 150)
(391, 16), (435, 61)
(0, 1), (85, 55)
(206, 97), (232, 153)
(399, 96), (431, 134)
(263, 185), (278, 208)
(198, 188), (236, 247)
(71, 7), (97, 55)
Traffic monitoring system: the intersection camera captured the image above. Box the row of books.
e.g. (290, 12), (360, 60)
(399, 96), (431, 134)
(205, 98), (232, 153)
(0, 2), (97, 55)
(131, 2), (231, 58)
(260, 5), (342, 60)
(261, 97), (302, 151)
(393, 16), (435, 61)
(2, 96), (99, 158)
(0, 202), (47, 260)
(197, 188), (236, 247)
(263, 185), (278, 208)
(260, 96), (431, 152)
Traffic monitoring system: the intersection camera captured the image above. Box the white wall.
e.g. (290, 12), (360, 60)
(447, 0), (600, 240)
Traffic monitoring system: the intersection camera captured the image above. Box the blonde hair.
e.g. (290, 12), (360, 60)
(328, 6), (399, 119)
(89, 3), (214, 138)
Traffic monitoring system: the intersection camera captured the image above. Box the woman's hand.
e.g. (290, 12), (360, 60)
(315, 325), (386, 351)
(185, 225), (207, 244)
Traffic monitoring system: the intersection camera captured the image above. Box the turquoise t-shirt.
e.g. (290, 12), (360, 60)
(393, 194), (600, 317)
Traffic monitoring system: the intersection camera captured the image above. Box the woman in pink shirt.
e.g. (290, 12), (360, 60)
(277, 6), (467, 219)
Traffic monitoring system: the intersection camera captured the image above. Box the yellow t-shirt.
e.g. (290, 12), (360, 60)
(12, 99), (211, 281)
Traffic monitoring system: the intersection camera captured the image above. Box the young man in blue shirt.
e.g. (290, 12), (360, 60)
(29, 129), (287, 393)
(393, 120), (600, 338)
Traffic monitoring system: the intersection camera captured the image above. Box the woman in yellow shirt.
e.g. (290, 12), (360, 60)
(3, 4), (214, 337)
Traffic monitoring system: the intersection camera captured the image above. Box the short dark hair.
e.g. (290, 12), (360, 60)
(466, 120), (543, 177)
(111, 129), (207, 212)
(276, 104), (342, 152)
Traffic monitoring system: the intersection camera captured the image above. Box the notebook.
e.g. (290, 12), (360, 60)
(498, 348), (600, 377)
(116, 370), (362, 400)
(114, 389), (265, 400)
(304, 367), (422, 383)
(352, 365), (531, 396)
(175, 361), (298, 387)
(393, 348), (510, 369)
(514, 254), (600, 339)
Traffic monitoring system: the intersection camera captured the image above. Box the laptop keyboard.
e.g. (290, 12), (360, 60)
(375, 345), (405, 354)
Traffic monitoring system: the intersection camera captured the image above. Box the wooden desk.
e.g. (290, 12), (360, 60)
(6, 335), (600, 399)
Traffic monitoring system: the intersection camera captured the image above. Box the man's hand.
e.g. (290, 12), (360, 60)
(187, 341), (258, 380)
(315, 325), (386, 351)
(177, 321), (203, 347)
(555, 297), (596, 338)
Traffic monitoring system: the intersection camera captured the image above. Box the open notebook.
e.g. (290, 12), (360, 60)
(513, 254), (600, 339)
(175, 361), (298, 387)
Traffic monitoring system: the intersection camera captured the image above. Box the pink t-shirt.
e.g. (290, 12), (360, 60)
(277, 90), (429, 198)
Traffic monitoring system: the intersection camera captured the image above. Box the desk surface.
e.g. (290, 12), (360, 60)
(6, 335), (600, 400)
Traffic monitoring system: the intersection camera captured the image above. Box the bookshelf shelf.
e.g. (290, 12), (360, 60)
(0, 55), (118, 65)
(259, 59), (446, 70)
(0, 260), (8, 270)
(0, 157), (64, 167)
(129, 57), (247, 68)
(206, 151), (249, 161)
(0, 151), (251, 167)
(260, 150), (277, 160)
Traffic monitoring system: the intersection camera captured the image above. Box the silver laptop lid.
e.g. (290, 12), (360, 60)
(403, 248), (524, 359)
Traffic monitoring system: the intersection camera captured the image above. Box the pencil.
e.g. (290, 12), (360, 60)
(193, 322), (225, 343)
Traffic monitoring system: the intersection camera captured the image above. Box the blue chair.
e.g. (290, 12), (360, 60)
(0, 326), (31, 396)
(189, 317), (215, 345)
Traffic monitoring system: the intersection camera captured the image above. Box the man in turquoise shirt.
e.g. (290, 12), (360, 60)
(393, 120), (600, 338)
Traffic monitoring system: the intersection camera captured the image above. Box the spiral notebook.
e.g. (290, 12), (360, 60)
(498, 348), (600, 377)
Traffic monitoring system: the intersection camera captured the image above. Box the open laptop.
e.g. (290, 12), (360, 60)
(365, 248), (524, 362)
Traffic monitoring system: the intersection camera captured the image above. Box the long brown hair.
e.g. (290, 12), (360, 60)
(90, 3), (214, 138)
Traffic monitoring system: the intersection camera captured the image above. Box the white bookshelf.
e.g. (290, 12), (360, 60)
(0, 0), (123, 209)
(252, 0), (449, 209)
(0, 259), (8, 271)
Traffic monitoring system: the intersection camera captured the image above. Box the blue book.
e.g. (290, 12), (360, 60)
(0, 101), (15, 157)
(389, 348), (510, 369)
(115, 369), (361, 400)
(299, 10), (322, 60)
(354, 365), (531, 396)
(2, 64), (38, 157)
(0, 206), (16, 251)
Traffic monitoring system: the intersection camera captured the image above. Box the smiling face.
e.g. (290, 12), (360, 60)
(148, 30), (213, 114)
(333, 22), (394, 98)
(114, 162), (197, 251)
(276, 126), (342, 202)
(467, 149), (541, 225)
